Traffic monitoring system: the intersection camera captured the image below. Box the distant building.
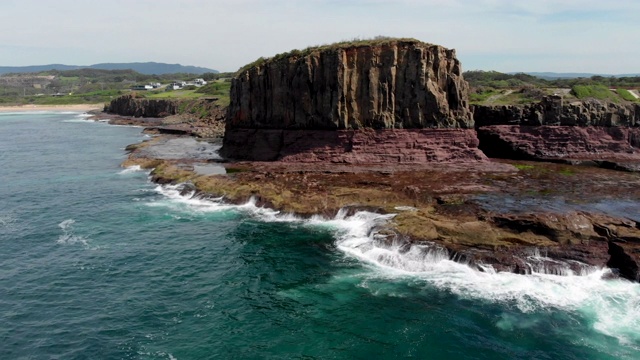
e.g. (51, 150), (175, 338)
(131, 85), (153, 91)
(194, 78), (207, 86)
(166, 82), (183, 91)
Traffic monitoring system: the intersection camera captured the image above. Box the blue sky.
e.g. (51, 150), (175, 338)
(0, 0), (637, 74)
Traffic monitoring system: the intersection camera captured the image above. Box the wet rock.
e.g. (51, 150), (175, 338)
(608, 241), (640, 281)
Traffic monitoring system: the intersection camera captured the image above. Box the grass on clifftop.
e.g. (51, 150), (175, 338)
(571, 85), (619, 102)
(236, 36), (426, 74)
(617, 88), (639, 102)
(146, 90), (203, 99)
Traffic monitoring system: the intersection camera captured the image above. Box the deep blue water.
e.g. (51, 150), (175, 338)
(1, 112), (639, 359)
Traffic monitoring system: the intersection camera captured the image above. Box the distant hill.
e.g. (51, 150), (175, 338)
(0, 62), (218, 75)
(513, 72), (640, 80)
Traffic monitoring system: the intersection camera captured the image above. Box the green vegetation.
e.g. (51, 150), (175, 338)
(558, 168), (575, 176)
(571, 85), (618, 101)
(146, 90), (203, 99)
(237, 36), (423, 74)
(469, 89), (502, 103)
(0, 68), (234, 106)
(194, 81), (232, 106)
(465, 70), (640, 105)
(617, 88), (638, 102)
(513, 164), (535, 170)
(465, 71), (547, 89)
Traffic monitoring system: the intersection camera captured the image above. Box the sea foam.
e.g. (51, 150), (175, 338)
(57, 219), (88, 246)
(118, 165), (143, 175)
(152, 183), (640, 347)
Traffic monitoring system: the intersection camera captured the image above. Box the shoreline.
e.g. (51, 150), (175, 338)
(0, 103), (104, 113)
(121, 131), (640, 282)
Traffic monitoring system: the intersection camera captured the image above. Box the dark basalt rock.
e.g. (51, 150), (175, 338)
(474, 96), (640, 168)
(474, 96), (640, 127)
(104, 94), (178, 118)
(222, 39), (481, 163)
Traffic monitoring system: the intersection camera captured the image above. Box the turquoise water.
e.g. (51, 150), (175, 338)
(1, 112), (639, 359)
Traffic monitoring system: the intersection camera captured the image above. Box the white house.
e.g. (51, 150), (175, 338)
(131, 84), (153, 91)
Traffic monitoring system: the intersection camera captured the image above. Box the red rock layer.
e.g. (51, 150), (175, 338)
(478, 125), (640, 160)
(222, 128), (486, 163)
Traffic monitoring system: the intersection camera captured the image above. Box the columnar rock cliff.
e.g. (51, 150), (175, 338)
(474, 96), (640, 127)
(222, 39), (479, 162)
(474, 96), (640, 167)
(104, 94), (178, 118)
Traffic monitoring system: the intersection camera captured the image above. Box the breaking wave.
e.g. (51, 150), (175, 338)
(56, 219), (88, 246)
(152, 183), (640, 348)
(118, 165), (143, 175)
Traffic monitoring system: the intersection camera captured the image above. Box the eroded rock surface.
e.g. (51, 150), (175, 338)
(478, 125), (640, 161)
(474, 96), (640, 167)
(228, 40), (472, 130)
(474, 96), (640, 127)
(104, 94), (178, 118)
(223, 128), (486, 163)
(223, 39), (479, 162)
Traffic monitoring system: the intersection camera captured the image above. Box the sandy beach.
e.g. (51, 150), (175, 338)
(0, 104), (103, 113)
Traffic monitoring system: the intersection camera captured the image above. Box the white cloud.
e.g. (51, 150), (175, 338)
(0, 0), (637, 73)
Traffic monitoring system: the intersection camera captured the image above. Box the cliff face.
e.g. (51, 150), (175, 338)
(223, 40), (480, 163)
(223, 128), (485, 162)
(474, 96), (640, 167)
(474, 96), (640, 127)
(104, 94), (178, 118)
(227, 40), (472, 130)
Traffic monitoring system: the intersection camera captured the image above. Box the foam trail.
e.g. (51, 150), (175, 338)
(330, 213), (640, 348)
(149, 184), (240, 214)
(56, 219), (88, 246)
(118, 165), (143, 175)
(61, 113), (94, 123)
(152, 182), (640, 347)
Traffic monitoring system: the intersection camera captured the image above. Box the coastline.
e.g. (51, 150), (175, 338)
(121, 131), (640, 282)
(0, 103), (104, 113)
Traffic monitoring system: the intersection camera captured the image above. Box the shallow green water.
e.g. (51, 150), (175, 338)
(1, 112), (639, 359)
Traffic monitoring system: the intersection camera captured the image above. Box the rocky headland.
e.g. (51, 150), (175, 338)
(222, 39), (484, 163)
(474, 96), (640, 170)
(102, 94), (226, 138)
(115, 38), (640, 282)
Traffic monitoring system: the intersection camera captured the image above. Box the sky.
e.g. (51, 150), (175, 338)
(0, 0), (637, 74)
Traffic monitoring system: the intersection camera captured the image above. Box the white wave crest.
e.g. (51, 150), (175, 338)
(118, 165), (143, 175)
(153, 183), (640, 347)
(57, 219), (88, 246)
(61, 113), (94, 123)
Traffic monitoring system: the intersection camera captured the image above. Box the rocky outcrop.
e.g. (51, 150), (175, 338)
(478, 125), (640, 161)
(223, 128), (485, 163)
(104, 94), (178, 118)
(222, 39), (480, 162)
(474, 96), (640, 127)
(474, 96), (640, 166)
(103, 95), (227, 138)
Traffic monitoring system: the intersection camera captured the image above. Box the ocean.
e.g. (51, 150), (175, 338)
(1, 112), (639, 359)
